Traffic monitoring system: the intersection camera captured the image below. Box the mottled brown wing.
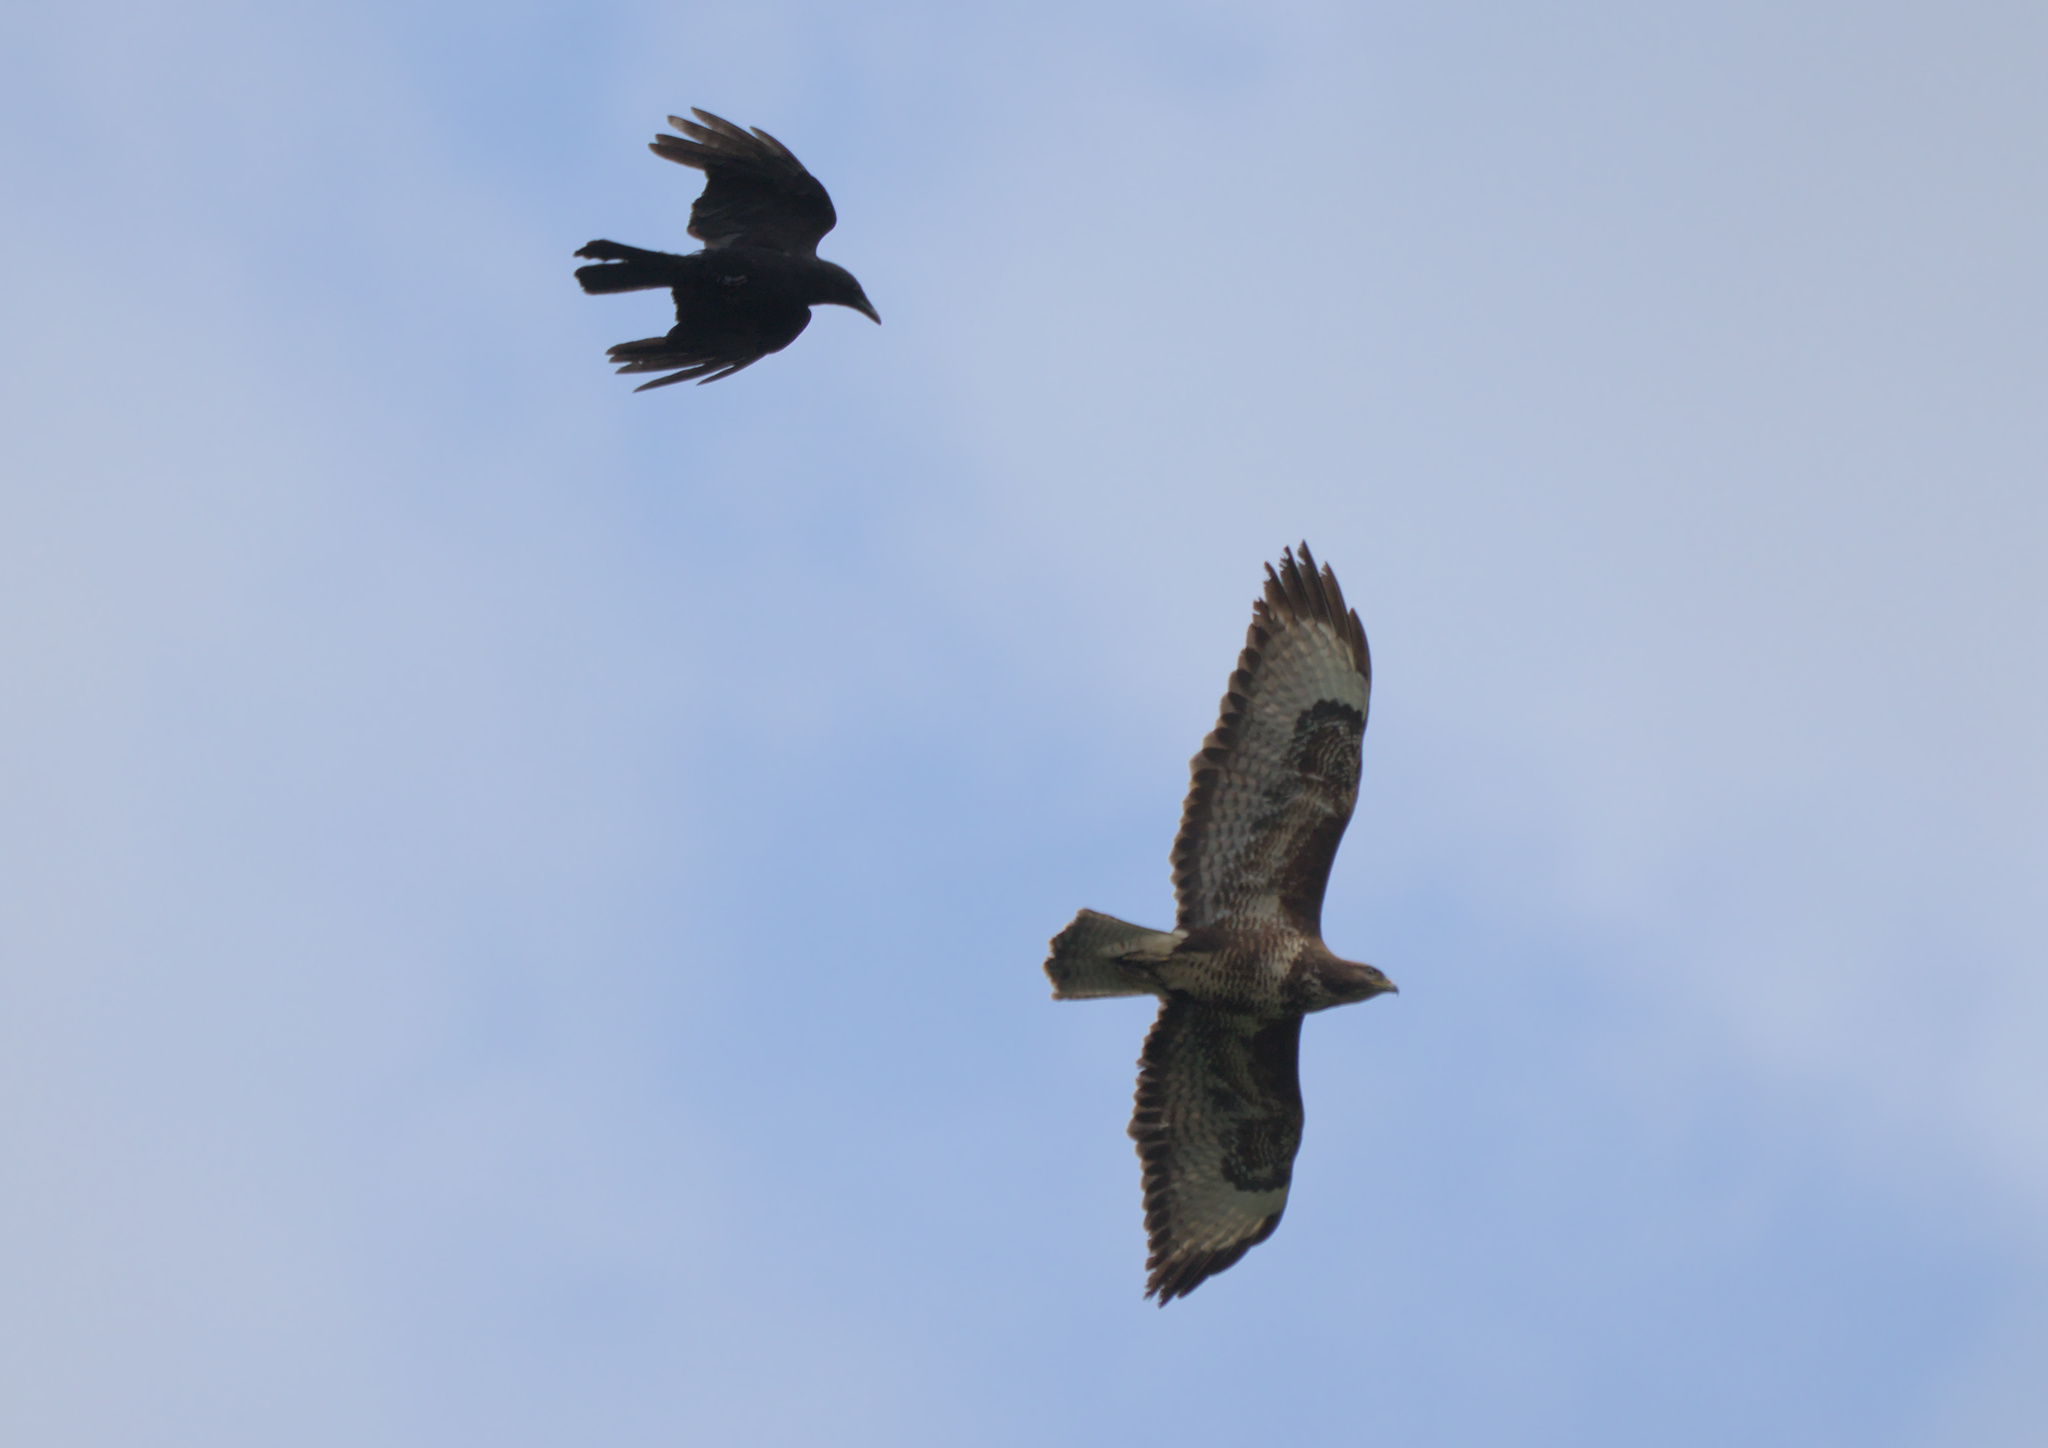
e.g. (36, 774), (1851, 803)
(1129, 998), (1304, 1303)
(649, 109), (838, 256)
(1171, 545), (1372, 935)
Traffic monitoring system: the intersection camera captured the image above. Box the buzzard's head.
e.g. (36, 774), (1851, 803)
(1324, 957), (1398, 1008)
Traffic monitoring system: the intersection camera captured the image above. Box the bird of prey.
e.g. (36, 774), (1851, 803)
(574, 109), (879, 388)
(1044, 545), (1397, 1304)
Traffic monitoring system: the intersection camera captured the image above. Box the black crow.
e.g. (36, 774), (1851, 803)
(575, 109), (879, 389)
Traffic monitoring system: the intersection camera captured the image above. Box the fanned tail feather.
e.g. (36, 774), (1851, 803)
(1044, 910), (1182, 1001)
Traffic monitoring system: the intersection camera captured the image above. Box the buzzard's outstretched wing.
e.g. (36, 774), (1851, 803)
(649, 109), (838, 256)
(1130, 998), (1304, 1302)
(1171, 544), (1371, 935)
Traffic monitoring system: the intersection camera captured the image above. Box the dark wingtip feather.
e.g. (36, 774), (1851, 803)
(630, 371), (697, 392)
(1255, 542), (1366, 675)
(1169, 545), (1371, 929)
(1141, 1225), (1277, 1304)
(649, 110), (750, 169)
(650, 109), (786, 170)
(648, 138), (703, 170)
(614, 355), (760, 390)
(695, 357), (758, 384)
(746, 125), (795, 159)
(1275, 542), (1368, 679)
(688, 108), (753, 141)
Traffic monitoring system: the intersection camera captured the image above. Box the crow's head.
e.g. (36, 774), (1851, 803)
(810, 262), (880, 324)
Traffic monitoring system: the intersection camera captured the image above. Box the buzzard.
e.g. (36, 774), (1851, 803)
(1044, 545), (1397, 1304)
(574, 109), (879, 388)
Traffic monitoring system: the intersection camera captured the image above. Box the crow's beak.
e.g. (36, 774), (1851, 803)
(855, 298), (881, 324)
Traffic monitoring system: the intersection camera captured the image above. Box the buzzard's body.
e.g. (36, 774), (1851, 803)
(1044, 546), (1396, 1303)
(575, 109), (878, 389)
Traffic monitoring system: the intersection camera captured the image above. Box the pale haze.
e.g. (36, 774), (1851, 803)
(2, 2), (2045, 1445)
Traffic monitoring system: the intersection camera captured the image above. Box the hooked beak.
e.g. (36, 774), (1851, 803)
(853, 297), (881, 324)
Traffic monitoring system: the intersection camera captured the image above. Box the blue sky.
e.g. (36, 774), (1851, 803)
(3, 1), (2045, 1444)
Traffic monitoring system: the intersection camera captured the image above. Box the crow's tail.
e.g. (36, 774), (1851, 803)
(573, 240), (688, 294)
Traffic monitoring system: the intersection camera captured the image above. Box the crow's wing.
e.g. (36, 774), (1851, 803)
(1171, 545), (1372, 936)
(649, 109), (838, 256)
(1130, 999), (1304, 1303)
(598, 313), (810, 389)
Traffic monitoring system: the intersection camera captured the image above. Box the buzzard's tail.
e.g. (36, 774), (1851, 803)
(1044, 910), (1182, 1001)
(574, 239), (689, 294)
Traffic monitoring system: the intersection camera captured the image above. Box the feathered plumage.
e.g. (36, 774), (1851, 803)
(574, 108), (878, 389)
(1044, 545), (1397, 1303)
